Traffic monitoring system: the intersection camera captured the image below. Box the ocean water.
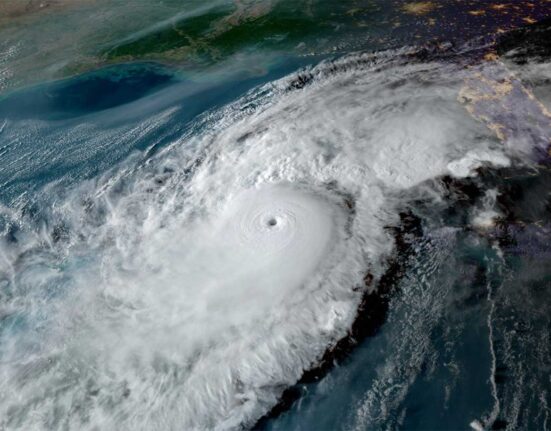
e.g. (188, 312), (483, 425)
(0, 55), (314, 202)
(0, 20), (550, 431)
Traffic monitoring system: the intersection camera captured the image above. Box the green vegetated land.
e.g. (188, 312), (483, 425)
(101, 1), (379, 65)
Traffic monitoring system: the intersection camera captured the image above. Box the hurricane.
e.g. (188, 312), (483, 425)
(1, 40), (539, 429)
(2, 1), (551, 427)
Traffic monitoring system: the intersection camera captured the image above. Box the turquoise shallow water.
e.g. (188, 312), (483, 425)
(0, 11), (551, 431)
(0, 56), (315, 204)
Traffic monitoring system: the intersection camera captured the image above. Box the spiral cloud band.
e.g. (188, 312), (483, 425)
(0, 49), (519, 430)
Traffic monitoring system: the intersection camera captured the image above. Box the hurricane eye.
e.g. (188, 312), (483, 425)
(267, 217), (278, 227)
